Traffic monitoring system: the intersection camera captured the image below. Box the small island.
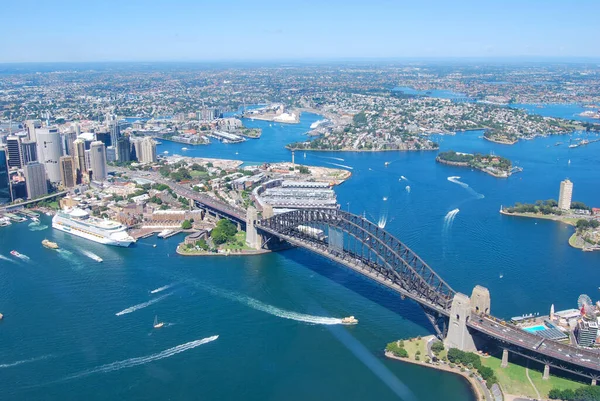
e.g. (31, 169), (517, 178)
(436, 150), (517, 178)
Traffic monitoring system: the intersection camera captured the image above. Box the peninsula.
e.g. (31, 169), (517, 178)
(436, 150), (517, 178)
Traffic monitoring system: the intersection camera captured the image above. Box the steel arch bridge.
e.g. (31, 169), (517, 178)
(256, 208), (456, 336)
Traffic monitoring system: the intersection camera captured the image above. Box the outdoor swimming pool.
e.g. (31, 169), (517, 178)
(523, 325), (547, 333)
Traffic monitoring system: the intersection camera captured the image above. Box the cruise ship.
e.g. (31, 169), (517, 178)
(52, 208), (135, 247)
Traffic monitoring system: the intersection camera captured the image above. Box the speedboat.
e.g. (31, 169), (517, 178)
(31, 217), (40, 223)
(10, 250), (21, 258)
(341, 316), (358, 325)
(153, 315), (164, 329)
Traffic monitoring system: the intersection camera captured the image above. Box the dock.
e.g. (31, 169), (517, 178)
(4, 213), (27, 223)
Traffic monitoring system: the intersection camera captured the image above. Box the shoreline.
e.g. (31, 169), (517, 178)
(176, 245), (272, 257)
(384, 351), (488, 401)
(483, 135), (518, 145)
(158, 137), (208, 146)
(499, 209), (577, 226)
(286, 146), (439, 153)
(436, 157), (511, 178)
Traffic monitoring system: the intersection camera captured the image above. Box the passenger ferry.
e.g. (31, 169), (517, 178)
(52, 208), (135, 247)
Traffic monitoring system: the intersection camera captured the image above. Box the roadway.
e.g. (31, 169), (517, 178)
(469, 315), (600, 376)
(0, 191), (69, 212)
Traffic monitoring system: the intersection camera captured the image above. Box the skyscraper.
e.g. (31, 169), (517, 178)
(116, 136), (131, 162)
(89, 141), (107, 181)
(558, 179), (573, 210)
(6, 136), (24, 168)
(21, 140), (38, 164)
(140, 137), (157, 163)
(59, 156), (76, 188)
(36, 127), (63, 183)
(96, 130), (112, 148)
(0, 149), (10, 204)
(109, 120), (121, 148)
(106, 146), (116, 163)
(25, 119), (41, 142)
(23, 162), (48, 200)
(64, 131), (78, 156)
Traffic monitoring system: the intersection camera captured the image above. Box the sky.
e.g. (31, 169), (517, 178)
(2, 0), (600, 62)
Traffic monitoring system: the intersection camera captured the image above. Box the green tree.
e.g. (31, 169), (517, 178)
(431, 341), (444, 354)
(181, 220), (192, 229)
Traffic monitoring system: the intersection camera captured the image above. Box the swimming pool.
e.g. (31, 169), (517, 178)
(523, 325), (547, 333)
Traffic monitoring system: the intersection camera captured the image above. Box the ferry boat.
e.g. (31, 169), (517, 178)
(52, 208), (135, 247)
(42, 239), (59, 249)
(0, 217), (11, 227)
(341, 316), (358, 325)
(31, 217), (40, 223)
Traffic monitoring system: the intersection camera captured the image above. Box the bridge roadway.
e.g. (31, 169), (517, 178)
(469, 315), (600, 377)
(257, 224), (451, 317)
(0, 191), (68, 212)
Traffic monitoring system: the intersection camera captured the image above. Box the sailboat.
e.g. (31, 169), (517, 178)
(153, 315), (164, 329)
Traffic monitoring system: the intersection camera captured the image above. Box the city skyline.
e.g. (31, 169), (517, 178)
(2, 0), (600, 63)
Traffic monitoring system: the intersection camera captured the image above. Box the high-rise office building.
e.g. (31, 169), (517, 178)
(109, 120), (121, 148)
(575, 319), (599, 347)
(116, 136), (131, 162)
(132, 138), (143, 162)
(558, 179), (573, 210)
(89, 141), (107, 181)
(59, 156), (76, 188)
(25, 119), (42, 142)
(96, 130), (112, 148)
(6, 136), (24, 168)
(64, 131), (78, 156)
(140, 137), (157, 163)
(0, 149), (10, 203)
(85, 149), (91, 172)
(36, 127), (62, 183)
(23, 162), (48, 200)
(106, 146), (116, 163)
(21, 140), (37, 164)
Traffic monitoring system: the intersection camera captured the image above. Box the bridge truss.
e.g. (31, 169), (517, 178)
(257, 208), (456, 336)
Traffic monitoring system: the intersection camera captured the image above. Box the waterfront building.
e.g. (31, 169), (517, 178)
(0, 149), (10, 203)
(23, 161), (48, 199)
(21, 140), (37, 164)
(6, 136), (24, 168)
(558, 179), (573, 210)
(89, 141), (107, 181)
(10, 179), (27, 202)
(106, 146), (116, 163)
(116, 136), (131, 162)
(36, 127), (63, 183)
(139, 137), (157, 163)
(575, 319), (599, 347)
(59, 156), (76, 188)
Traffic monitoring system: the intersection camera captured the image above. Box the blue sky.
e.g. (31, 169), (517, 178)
(2, 0), (599, 62)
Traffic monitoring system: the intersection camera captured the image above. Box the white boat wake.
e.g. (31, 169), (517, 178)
(0, 254), (17, 264)
(28, 223), (49, 231)
(81, 250), (102, 262)
(405, 185), (411, 193)
(378, 214), (388, 229)
(443, 208), (460, 230)
(317, 155), (345, 162)
(202, 285), (343, 325)
(326, 162), (353, 170)
(150, 284), (175, 294)
(0, 354), (53, 369)
(115, 293), (173, 316)
(399, 175), (408, 181)
(447, 176), (484, 199)
(64, 336), (218, 380)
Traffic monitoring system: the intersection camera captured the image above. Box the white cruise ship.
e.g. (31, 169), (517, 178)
(52, 208), (135, 247)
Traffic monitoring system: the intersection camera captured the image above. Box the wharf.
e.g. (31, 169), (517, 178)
(159, 229), (182, 239)
(4, 213), (27, 222)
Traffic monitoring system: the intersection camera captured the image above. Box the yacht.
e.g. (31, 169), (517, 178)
(31, 217), (40, 223)
(341, 316), (358, 325)
(181, 147), (188, 151)
(153, 315), (164, 329)
(52, 208), (135, 247)
(0, 217), (11, 227)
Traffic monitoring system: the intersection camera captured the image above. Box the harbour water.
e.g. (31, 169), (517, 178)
(2, 108), (600, 400)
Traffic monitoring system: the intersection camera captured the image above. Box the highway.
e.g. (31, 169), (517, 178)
(0, 190), (69, 212)
(469, 315), (600, 375)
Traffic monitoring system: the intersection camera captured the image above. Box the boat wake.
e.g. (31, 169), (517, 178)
(0, 254), (17, 264)
(378, 214), (388, 229)
(64, 336), (218, 380)
(443, 208), (460, 231)
(0, 354), (53, 369)
(447, 176), (484, 199)
(201, 284), (343, 325)
(326, 162), (353, 170)
(317, 155), (345, 162)
(28, 222), (49, 231)
(405, 185), (411, 193)
(150, 283), (175, 294)
(81, 250), (102, 262)
(115, 293), (173, 316)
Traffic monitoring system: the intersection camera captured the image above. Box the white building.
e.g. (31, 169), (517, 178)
(36, 127), (63, 183)
(140, 137), (157, 163)
(23, 162), (48, 199)
(558, 179), (573, 210)
(89, 141), (107, 181)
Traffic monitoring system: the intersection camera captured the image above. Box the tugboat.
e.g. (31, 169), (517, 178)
(153, 315), (164, 329)
(341, 316), (358, 325)
(42, 239), (59, 249)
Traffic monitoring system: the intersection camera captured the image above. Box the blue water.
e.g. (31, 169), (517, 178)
(2, 105), (600, 400)
(511, 103), (598, 123)
(393, 86), (470, 100)
(523, 325), (547, 333)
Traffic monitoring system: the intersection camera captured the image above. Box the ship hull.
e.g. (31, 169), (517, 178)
(52, 219), (134, 247)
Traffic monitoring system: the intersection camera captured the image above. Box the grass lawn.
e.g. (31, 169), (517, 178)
(190, 171), (208, 178)
(219, 231), (252, 251)
(403, 337), (430, 360)
(481, 353), (586, 398)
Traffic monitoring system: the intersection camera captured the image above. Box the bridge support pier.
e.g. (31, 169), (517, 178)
(501, 349), (509, 368)
(543, 364), (550, 380)
(245, 206), (260, 250)
(591, 379), (596, 386)
(445, 293), (477, 352)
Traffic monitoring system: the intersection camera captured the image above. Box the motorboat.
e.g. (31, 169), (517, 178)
(153, 315), (164, 329)
(341, 316), (358, 325)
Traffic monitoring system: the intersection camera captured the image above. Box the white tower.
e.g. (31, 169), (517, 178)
(36, 127), (63, 183)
